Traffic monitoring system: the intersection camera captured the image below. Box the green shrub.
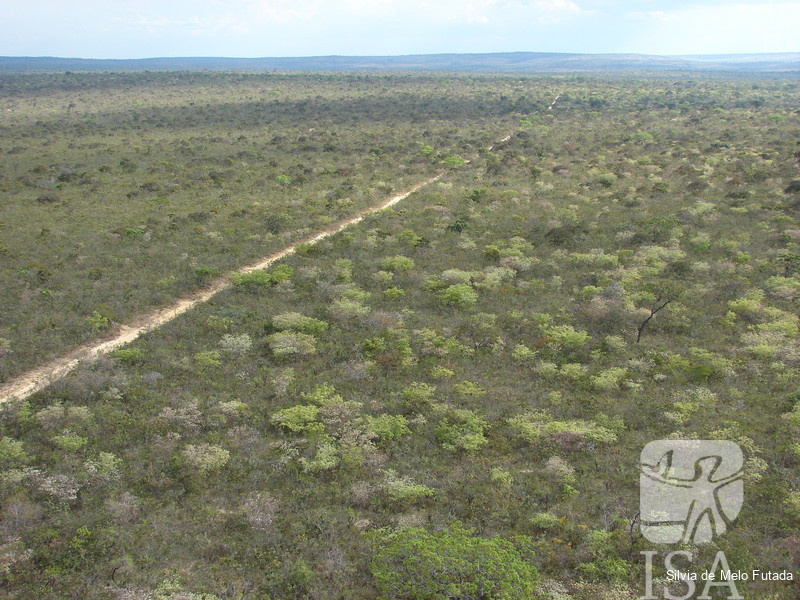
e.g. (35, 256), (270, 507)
(272, 312), (329, 336)
(442, 155), (466, 169)
(382, 470), (435, 504)
(0, 437), (29, 468)
(511, 344), (537, 363)
(490, 467), (514, 485)
(270, 265), (294, 283)
(365, 414), (411, 443)
(271, 404), (321, 433)
(453, 380), (485, 397)
(52, 433), (88, 452)
(508, 411), (617, 447)
(439, 283), (478, 309)
(381, 255), (415, 272)
(369, 523), (538, 600)
(266, 331), (318, 357)
(402, 382), (436, 410)
(576, 557), (631, 582)
(383, 286), (405, 299)
(590, 367), (629, 390)
(543, 324), (590, 350)
(181, 444), (230, 473)
(436, 409), (488, 452)
(231, 270), (273, 288)
(194, 265), (220, 280)
(86, 311), (110, 331)
(109, 347), (145, 362)
(529, 512), (561, 530)
(193, 350), (222, 369)
(300, 442), (340, 472)
(302, 383), (344, 406)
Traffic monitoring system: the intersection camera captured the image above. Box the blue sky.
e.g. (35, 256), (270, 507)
(3, 0), (799, 58)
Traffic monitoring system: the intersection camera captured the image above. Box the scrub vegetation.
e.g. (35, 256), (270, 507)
(1, 71), (799, 599)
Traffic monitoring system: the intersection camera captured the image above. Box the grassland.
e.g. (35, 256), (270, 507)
(1, 72), (799, 599)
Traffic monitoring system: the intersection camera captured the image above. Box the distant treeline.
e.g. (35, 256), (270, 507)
(1, 51), (799, 74)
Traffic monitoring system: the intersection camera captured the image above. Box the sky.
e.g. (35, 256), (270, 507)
(2, 0), (800, 59)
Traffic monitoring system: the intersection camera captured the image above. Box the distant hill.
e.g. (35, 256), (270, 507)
(0, 52), (798, 73)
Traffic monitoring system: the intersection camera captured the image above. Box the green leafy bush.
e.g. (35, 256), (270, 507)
(365, 414), (411, 443)
(265, 331), (318, 357)
(381, 255), (415, 272)
(271, 404), (320, 433)
(181, 444), (230, 473)
(508, 411), (617, 447)
(271, 312), (329, 336)
(231, 270), (273, 288)
(439, 283), (478, 309)
(401, 382), (436, 410)
(86, 311), (110, 331)
(542, 324), (591, 350)
(382, 470), (435, 504)
(109, 347), (145, 362)
(436, 409), (488, 452)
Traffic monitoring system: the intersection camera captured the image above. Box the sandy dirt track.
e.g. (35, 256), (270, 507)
(0, 127), (525, 404)
(0, 173), (444, 403)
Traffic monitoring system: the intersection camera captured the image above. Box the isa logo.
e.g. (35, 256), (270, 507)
(640, 440), (744, 544)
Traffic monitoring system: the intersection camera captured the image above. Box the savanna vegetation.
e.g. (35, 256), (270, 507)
(1, 72), (799, 599)
(0, 71), (522, 381)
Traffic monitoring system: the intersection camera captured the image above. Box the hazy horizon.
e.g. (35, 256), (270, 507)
(3, 1), (799, 60)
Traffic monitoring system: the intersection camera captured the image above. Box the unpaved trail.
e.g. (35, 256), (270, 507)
(2, 173), (446, 403)
(0, 132), (516, 404)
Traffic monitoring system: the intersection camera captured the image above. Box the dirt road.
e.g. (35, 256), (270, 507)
(0, 128), (524, 404)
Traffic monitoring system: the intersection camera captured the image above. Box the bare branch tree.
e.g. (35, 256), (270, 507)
(636, 297), (671, 343)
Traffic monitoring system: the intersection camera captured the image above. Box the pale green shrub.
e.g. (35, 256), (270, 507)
(508, 411), (617, 445)
(440, 269), (475, 284)
(534, 361), (559, 379)
(382, 469), (435, 503)
(474, 266), (516, 290)
(439, 283), (478, 309)
(266, 331), (317, 357)
(591, 367), (629, 391)
(300, 442), (340, 473)
(272, 312), (329, 335)
(401, 382), (436, 409)
(219, 333), (253, 356)
(181, 444), (230, 473)
(559, 363), (587, 380)
(364, 414), (410, 442)
(329, 297), (371, 320)
(511, 344), (537, 362)
(530, 512), (561, 530)
(381, 255), (415, 272)
(543, 324), (590, 350)
(271, 405), (320, 433)
(436, 409), (488, 452)
(490, 467), (514, 485)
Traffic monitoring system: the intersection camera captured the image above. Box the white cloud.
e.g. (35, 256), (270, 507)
(627, 10), (680, 21)
(245, 0), (322, 23)
(531, 0), (583, 12)
(623, 2), (800, 54)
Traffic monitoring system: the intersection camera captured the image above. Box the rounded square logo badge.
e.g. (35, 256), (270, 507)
(640, 440), (743, 544)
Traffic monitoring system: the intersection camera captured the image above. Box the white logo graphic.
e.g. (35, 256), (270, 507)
(640, 440), (743, 544)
